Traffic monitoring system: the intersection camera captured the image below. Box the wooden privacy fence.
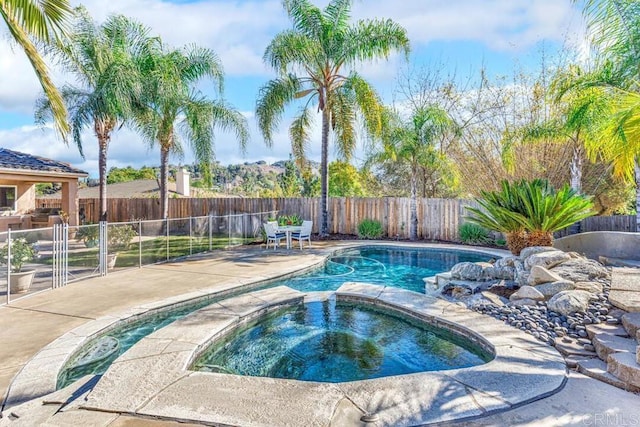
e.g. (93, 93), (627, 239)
(35, 197), (637, 240)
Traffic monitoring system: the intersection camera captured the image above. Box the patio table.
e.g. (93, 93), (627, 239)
(277, 225), (303, 249)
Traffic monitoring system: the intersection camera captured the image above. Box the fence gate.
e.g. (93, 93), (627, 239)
(52, 224), (69, 288)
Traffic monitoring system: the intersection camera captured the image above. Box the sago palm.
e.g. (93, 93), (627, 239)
(256, 0), (409, 236)
(36, 7), (150, 221)
(466, 180), (529, 255)
(370, 106), (457, 240)
(466, 179), (595, 254)
(134, 42), (249, 219)
(1, 0), (73, 138)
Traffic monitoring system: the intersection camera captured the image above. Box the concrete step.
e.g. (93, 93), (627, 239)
(622, 312), (640, 340)
(577, 357), (631, 390)
(592, 334), (638, 361)
(554, 339), (597, 358)
(608, 352), (640, 392)
(585, 323), (629, 340)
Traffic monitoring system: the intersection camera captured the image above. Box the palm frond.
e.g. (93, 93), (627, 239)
(256, 75), (303, 145)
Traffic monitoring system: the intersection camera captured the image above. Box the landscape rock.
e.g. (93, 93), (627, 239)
(519, 246), (557, 263)
(450, 262), (494, 281)
(550, 258), (610, 282)
(494, 257), (517, 269)
(479, 291), (508, 306)
(486, 265), (516, 280)
(509, 298), (539, 307)
(547, 290), (595, 316)
(524, 250), (572, 270)
(451, 286), (472, 299)
(527, 265), (565, 286)
(487, 282), (517, 299)
(534, 281), (576, 299)
(509, 285), (545, 302)
(574, 281), (604, 294)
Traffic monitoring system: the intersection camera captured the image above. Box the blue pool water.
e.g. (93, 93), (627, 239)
(194, 299), (490, 382)
(283, 247), (492, 293)
(57, 247), (491, 388)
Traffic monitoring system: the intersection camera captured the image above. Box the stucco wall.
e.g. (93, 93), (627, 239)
(554, 231), (640, 261)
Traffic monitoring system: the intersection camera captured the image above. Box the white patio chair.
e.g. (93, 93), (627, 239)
(264, 222), (286, 249)
(291, 220), (312, 249)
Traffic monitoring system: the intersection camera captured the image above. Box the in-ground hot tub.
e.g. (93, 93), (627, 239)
(79, 285), (566, 426)
(193, 298), (491, 382)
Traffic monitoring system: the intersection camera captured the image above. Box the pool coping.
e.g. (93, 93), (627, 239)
(79, 283), (566, 426)
(1, 242), (509, 413)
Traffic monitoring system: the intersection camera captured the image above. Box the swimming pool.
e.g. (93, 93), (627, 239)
(58, 246), (492, 388)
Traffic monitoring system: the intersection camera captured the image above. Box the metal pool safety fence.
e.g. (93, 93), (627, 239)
(0, 211), (277, 305)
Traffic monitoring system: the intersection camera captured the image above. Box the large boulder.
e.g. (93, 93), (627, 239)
(550, 258), (610, 282)
(450, 262), (493, 281)
(509, 285), (545, 301)
(547, 290), (595, 316)
(524, 250), (572, 270)
(574, 281), (604, 294)
(519, 246), (557, 263)
(527, 265), (565, 286)
(534, 280), (576, 299)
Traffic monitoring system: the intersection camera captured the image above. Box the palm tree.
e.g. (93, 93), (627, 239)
(1, 0), (73, 138)
(368, 106), (456, 240)
(36, 7), (150, 221)
(502, 66), (612, 196)
(134, 42), (249, 219)
(575, 0), (640, 228)
(256, 0), (409, 236)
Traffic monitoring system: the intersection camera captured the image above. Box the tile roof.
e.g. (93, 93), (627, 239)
(0, 148), (87, 176)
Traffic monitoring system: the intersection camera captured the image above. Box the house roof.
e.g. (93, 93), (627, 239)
(0, 148), (87, 177)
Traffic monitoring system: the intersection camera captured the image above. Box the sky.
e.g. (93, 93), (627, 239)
(0, 0), (588, 179)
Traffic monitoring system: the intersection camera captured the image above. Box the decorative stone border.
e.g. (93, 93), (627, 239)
(80, 284), (566, 426)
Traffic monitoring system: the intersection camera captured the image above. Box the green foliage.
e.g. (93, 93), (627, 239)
(277, 214), (303, 226)
(107, 166), (156, 184)
(466, 179), (596, 234)
(458, 223), (491, 245)
(108, 225), (138, 250)
(358, 219), (384, 239)
(0, 238), (37, 273)
(76, 224), (99, 246)
(278, 159), (302, 197)
(329, 161), (365, 197)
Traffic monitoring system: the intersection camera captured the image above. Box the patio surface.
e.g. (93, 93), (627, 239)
(0, 241), (638, 426)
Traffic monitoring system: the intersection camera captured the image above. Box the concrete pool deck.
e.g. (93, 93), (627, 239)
(0, 241), (638, 426)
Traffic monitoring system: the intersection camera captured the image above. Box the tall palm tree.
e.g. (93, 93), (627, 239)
(575, 0), (640, 228)
(134, 42), (249, 219)
(368, 106), (456, 240)
(1, 0), (73, 138)
(256, 0), (409, 236)
(36, 7), (150, 221)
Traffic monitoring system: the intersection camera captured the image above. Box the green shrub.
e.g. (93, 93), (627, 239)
(0, 238), (37, 272)
(459, 223), (491, 245)
(108, 225), (137, 250)
(358, 219), (383, 239)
